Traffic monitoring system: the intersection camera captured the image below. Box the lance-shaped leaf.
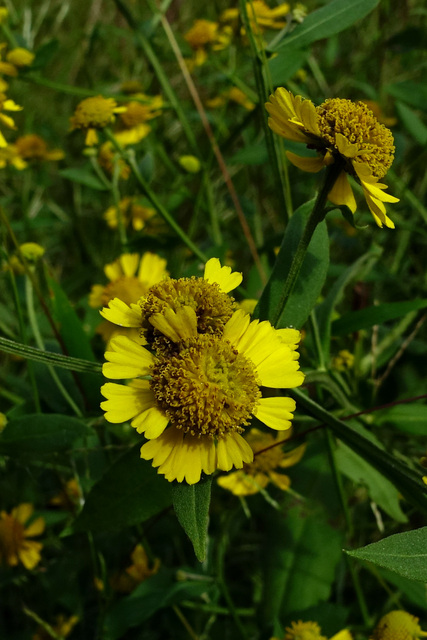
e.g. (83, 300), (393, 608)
(172, 476), (212, 562)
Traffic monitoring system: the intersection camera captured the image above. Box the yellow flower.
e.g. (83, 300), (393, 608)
(101, 272), (304, 485)
(332, 349), (354, 371)
(0, 143), (27, 169)
(32, 614), (79, 640)
(103, 197), (158, 232)
(14, 134), (64, 161)
(266, 89), (399, 228)
(6, 47), (34, 67)
(221, 2), (290, 34)
(50, 478), (83, 511)
(371, 611), (427, 640)
(111, 544), (160, 593)
(70, 96), (127, 146)
(217, 427), (305, 495)
(90, 252), (169, 343)
(0, 44), (18, 77)
(98, 141), (130, 179)
(0, 503), (45, 569)
(0, 92), (22, 147)
(276, 620), (352, 640)
(113, 94), (162, 146)
(100, 257), (242, 354)
(178, 155), (201, 173)
(184, 19), (221, 49)
(20, 242), (45, 261)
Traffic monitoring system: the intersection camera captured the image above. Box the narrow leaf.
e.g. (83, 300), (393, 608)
(59, 166), (108, 191)
(346, 528), (427, 582)
(172, 476), (212, 562)
(269, 0), (379, 52)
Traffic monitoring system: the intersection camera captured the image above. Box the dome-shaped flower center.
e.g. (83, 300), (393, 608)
(140, 277), (235, 351)
(71, 96), (118, 129)
(101, 277), (147, 307)
(150, 335), (261, 437)
(119, 102), (152, 127)
(372, 611), (424, 640)
(316, 98), (395, 178)
(15, 134), (48, 159)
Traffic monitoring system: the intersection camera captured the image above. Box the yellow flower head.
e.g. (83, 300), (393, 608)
(70, 96), (127, 146)
(6, 47), (34, 67)
(184, 19), (220, 49)
(0, 503), (45, 569)
(32, 614), (79, 640)
(14, 134), (64, 162)
(98, 141), (130, 179)
(103, 197), (158, 232)
(90, 252), (169, 343)
(178, 155), (201, 173)
(20, 242), (45, 261)
(111, 544), (160, 593)
(119, 94), (163, 126)
(266, 89), (399, 228)
(0, 93), (23, 147)
(247, 0), (290, 32)
(101, 257), (242, 354)
(0, 143), (27, 169)
(217, 427), (305, 495)
(371, 611), (427, 640)
(101, 258), (304, 485)
(332, 349), (354, 371)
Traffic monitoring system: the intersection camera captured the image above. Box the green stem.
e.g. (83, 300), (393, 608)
(346, 556), (371, 627)
(203, 170), (222, 247)
(270, 162), (342, 326)
(0, 336), (102, 373)
(113, 0), (198, 154)
(104, 129), (207, 262)
(25, 276), (83, 418)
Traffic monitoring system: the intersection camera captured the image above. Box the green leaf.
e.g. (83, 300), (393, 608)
(74, 444), (172, 533)
(104, 570), (215, 640)
(0, 414), (92, 455)
(380, 568), (427, 610)
(59, 166), (109, 191)
(376, 403), (427, 436)
(261, 506), (343, 628)
(385, 82), (427, 111)
(395, 101), (427, 145)
(292, 389), (427, 514)
(47, 276), (102, 410)
(255, 200), (329, 329)
(268, 49), (308, 86)
(335, 442), (407, 523)
(316, 247), (381, 362)
(346, 527), (427, 582)
(171, 476), (212, 562)
(269, 0), (379, 52)
(332, 299), (427, 336)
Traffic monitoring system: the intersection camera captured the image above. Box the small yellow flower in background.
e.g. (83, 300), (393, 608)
(221, 2), (290, 35)
(0, 44), (18, 77)
(14, 134), (64, 162)
(0, 143), (27, 169)
(50, 478), (83, 511)
(371, 611), (427, 639)
(90, 252), (169, 343)
(332, 349), (355, 371)
(292, 3), (308, 23)
(0, 412), (7, 432)
(111, 544), (160, 593)
(98, 141), (130, 179)
(273, 619), (353, 640)
(6, 47), (34, 67)
(0, 8), (9, 24)
(32, 614), (79, 640)
(217, 427), (306, 496)
(207, 87), (256, 111)
(103, 197), (158, 232)
(178, 155), (201, 173)
(362, 100), (397, 128)
(0, 503), (45, 570)
(101, 258), (304, 485)
(113, 94), (162, 146)
(266, 89), (399, 228)
(70, 95), (127, 146)
(184, 19), (232, 69)
(0, 92), (22, 147)
(19, 242), (45, 261)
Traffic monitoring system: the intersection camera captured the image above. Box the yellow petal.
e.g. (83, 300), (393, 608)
(103, 336), (154, 379)
(254, 396), (296, 430)
(12, 503), (33, 524)
(278, 443), (307, 468)
(138, 252), (168, 286)
(100, 298), (142, 327)
(119, 253), (140, 278)
(85, 128), (98, 146)
(131, 407), (169, 439)
(18, 541), (42, 570)
(149, 306), (198, 343)
(3, 99), (22, 112)
(328, 170), (357, 213)
(286, 151), (324, 173)
(89, 284), (105, 309)
(268, 471), (291, 491)
(24, 516), (45, 538)
(101, 380), (154, 423)
(335, 132), (359, 159)
(217, 470), (269, 496)
(330, 631), (353, 640)
(217, 432), (253, 472)
(203, 257), (242, 292)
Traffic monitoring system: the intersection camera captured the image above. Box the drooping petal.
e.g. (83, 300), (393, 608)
(217, 470), (269, 496)
(131, 406), (169, 439)
(335, 132), (359, 159)
(149, 306), (198, 343)
(12, 503), (33, 525)
(268, 471), (291, 491)
(103, 335), (154, 379)
(138, 252), (168, 287)
(203, 257), (242, 293)
(286, 151), (324, 173)
(254, 396), (296, 430)
(101, 380), (154, 423)
(278, 443), (307, 468)
(24, 517), (45, 538)
(328, 170), (357, 213)
(100, 298), (142, 327)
